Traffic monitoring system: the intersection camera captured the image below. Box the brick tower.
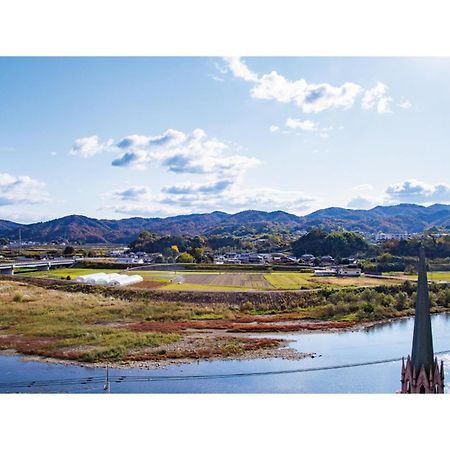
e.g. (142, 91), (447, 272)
(400, 246), (444, 393)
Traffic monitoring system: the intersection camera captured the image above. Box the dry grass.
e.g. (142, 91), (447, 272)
(314, 276), (403, 287)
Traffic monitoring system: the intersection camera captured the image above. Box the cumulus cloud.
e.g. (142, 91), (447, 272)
(69, 136), (113, 158)
(361, 82), (393, 114)
(252, 73), (362, 113)
(0, 173), (48, 206)
(347, 196), (377, 210)
(112, 186), (154, 202)
(385, 179), (450, 204)
(223, 57), (362, 113)
(223, 58), (410, 115)
(285, 118), (318, 131)
(219, 187), (314, 212)
(111, 150), (151, 170)
(271, 118), (334, 137)
(108, 181), (315, 218)
(111, 128), (260, 177)
(223, 56), (259, 82)
(117, 129), (186, 149)
(162, 179), (233, 195)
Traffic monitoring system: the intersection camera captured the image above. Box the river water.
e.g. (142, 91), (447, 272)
(1, 313), (450, 394)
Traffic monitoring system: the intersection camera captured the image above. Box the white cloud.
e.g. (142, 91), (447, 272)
(223, 56), (259, 82)
(347, 196), (377, 210)
(346, 184), (380, 209)
(385, 179), (450, 204)
(117, 129), (186, 149)
(112, 186), (154, 202)
(0, 173), (48, 206)
(162, 179), (233, 195)
(109, 181), (315, 217)
(0, 211), (51, 224)
(113, 204), (182, 218)
(69, 135), (113, 158)
(273, 118), (335, 137)
(111, 128), (260, 177)
(111, 149), (151, 170)
(361, 82), (393, 114)
(353, 183), (374, 192)
(397, 98), (412, 109)
(285, 118), (318, 131)
(222, 58), (411, 115)
(218, 187), (314, 212)
(252, 71), (362, 113)
(223, 57), (362, 113)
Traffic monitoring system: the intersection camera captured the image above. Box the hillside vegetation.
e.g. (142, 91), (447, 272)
(1, 203), (449, 244)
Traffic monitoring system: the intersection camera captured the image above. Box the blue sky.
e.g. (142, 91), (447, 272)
(1, 57), (450, 223)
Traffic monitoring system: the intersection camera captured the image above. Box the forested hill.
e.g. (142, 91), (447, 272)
(1, 204), (449, 244)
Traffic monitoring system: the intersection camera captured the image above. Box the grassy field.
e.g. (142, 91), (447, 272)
(0, 280), (319, 364)
(15, 268), (120, 279)
(383, 272), (450, 282)
(0, 281), (180, 363)
(264, 272), (317, 289)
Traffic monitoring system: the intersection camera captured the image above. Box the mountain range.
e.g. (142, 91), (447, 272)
(1, 204), (449, 244)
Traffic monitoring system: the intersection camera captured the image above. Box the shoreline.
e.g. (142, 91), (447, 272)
(0, 318), (392, 371)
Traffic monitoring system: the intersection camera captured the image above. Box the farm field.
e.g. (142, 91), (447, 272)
(9, 268), (411, 291)
(139, 271), (275, 291)
(383, 271), (450, 282)
(264, 273), (317, 289)
(315, 275), (403, 287)
(14, 268), (120, 279)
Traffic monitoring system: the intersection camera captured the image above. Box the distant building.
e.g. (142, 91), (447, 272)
(116, 257), (144, 264)
(337, 267), (361, 277)
(320, 255), (335, 266)
(375, 232), (411, 243)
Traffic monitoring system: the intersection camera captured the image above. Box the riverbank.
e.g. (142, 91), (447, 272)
(0, 318), (383, 370)
(1, 278), (449, 369)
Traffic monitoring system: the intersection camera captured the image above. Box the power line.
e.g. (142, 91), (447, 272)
(1, 350), (449, 391)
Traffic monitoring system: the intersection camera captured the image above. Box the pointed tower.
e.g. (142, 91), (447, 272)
(400, 246), (444, 393)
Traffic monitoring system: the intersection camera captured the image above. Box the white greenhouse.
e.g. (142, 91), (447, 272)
(74, 272), (143, 286)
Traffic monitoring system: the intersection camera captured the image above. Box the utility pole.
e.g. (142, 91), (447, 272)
(103, 365), (110, 393)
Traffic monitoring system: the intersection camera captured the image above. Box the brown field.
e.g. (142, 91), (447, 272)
(314, 276), (403, 287)
(131, 280), (169, 289)
(169, 273), (274, 289)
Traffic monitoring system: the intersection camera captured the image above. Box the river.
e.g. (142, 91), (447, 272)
(1, 313), (450, 393)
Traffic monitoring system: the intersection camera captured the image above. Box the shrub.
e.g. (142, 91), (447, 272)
(12, 292), (23, 302)
(360, 302), (374, 314)
(436, 289), (450, 308)
(240, 301), (254, 313)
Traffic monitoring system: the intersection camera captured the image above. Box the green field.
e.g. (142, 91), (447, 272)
(15, 268), (120, 279)
(11, 267), (418, 291)
(384, 271), (450, 282)
(264, 272), (317, 289)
